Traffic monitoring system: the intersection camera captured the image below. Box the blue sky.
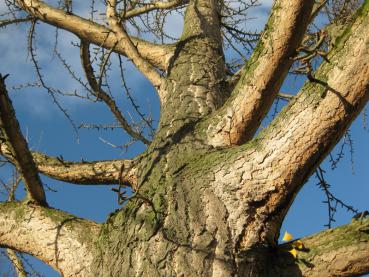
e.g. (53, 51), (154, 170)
(1, 1), (368, 275)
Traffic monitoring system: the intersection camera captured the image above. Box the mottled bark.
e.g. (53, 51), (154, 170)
(0, 202), (100, 276)
(275, 218), (369, 277)
(0, 76), (47, 206)
(205, 0), (315, 146)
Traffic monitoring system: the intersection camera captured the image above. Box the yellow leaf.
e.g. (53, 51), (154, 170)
(292, 240), (304, 250)
(288, 248), (298, 258)
(282, 231), (294, 242)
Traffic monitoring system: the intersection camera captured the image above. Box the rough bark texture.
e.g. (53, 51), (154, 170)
(205, 0), (315, 146)
(275, 218), (369, 277)
(1, 0), (369, 276)
(0, 143), (137, 185)
(0, 202), (100, 276)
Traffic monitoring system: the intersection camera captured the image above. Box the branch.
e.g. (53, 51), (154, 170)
(0, 201), (100, 276)
(15, 0), (175, 71)
(247, 0), (369, 232)
(106, 0), (163, 90)
(80, 41), (151, 145)
(205, 0), (314, 146)
(194, 1), (369, 252)
(6, 249), (27, 277)
(0, 17), (33, 28)
(0, 75), (47, 206)
(275, 218), (369, 276)
(123, 0), (189, 19)
(0, 143), (137, 186)
(310, 0), (328, 22)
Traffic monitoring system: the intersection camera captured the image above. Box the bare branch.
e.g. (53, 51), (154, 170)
(123, 0), (189, 19)
(246, 0), (369, 231)
(80, 41), (151, 145)
(15, 0), (175, 71)
(0, 202), (100, 276)
(276, 218), (369, 277)
(277, 93), (294, 101)
(205, 0), (314, 147)
(0, 145), (134, 187)
(0, 16), (33, 28)
(0, 143), (137, 186)
(0, 74), (47, 206)
(310, 0), (328, 22)
(6, 250), (27, 277)
(198, 2), (369, 252)
(106, 0), (163, 90)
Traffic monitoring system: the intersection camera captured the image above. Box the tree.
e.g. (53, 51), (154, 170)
(0, 0), (369, 276)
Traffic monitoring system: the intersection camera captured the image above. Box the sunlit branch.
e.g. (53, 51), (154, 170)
(277, 93), (294, 101)
(80, 41), (151, 145)
(251, 0), (369, 231)
(4, 171), (27, 277)
(15, 0), (174, 71)
(0, 16), (33, 28)
(0, 143), (137, 186)
(276, 219), (369, 276)
(122, 0), (189, 19)
(106, 0), (163, 91)
(6, 250), (27, 277)
(0, 74), (47, 206)
(0, 202), (100, 276)
(310, 0), (328, 22)
(205, 0), (314, 147)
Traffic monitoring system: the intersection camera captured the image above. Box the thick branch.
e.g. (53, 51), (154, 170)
(80, 41), (151, 145)
(106, 0), (163, 90)
(0, 75), (47, 206)
(123, 0), (189, 19)
(15, 0), (174, 71)
(246, 0), (369, 237)
(0, 143), (137, 186)
(275, 218), (369, 277)
(0, 202), (100, 276)
(195, 1), (369, 253)
(205, 0), (314, 146)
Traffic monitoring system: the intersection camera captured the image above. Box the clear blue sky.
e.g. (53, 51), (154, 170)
(0, 1), (368, 276)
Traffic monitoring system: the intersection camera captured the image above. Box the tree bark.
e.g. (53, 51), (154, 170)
(0, 202), (100, 276)
(275, 218), (369, 277)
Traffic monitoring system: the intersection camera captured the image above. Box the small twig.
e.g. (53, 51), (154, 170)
(315, 167), (358, 228)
